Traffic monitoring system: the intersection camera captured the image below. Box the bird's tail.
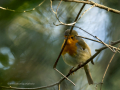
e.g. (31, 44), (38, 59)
(84, 65), (93, 85)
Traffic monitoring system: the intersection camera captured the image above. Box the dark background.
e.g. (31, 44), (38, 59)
(0, 0), (120, 90)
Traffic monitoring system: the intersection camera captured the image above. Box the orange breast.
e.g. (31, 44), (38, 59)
(62, 37), (78, 56)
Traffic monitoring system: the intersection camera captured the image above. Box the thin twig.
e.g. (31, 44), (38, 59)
(54, 4), (95, 26)
(58, 84), (60, 90)
(100, 45), (120, 90)
(74, 26), (115, 52)
(77, 35), (101, 43)
(100, 53), (116, 90)
(69, 0), (88, 32)
(0, 82), (59, 90)
(94, 36), (115, 52)
(50, 0), (57, 14)
(53, 0), (120, 14)
(0, 0), (45, 13)
(78, 35), (120, 51)
(54, 68), (75, 86)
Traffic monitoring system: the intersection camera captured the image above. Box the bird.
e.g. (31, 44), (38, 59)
(61, 29), (94, 85)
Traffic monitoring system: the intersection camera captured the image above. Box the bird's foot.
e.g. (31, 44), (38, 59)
(69, 67), (74, 75)
(77, 63), (82, 68)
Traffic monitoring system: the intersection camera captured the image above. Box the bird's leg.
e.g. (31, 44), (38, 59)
(77, 63), (82, 68)
(69, 67), (74, 74)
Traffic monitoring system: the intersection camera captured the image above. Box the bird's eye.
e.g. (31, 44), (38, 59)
(71, 37), (74, 39)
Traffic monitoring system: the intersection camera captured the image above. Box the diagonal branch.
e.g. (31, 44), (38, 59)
(77, 35), (120, 51)
(58, 39), (120, 83)
(0, 0), (45, 12)
(0, 82), (59, 90)
(53, 0), (120, 14)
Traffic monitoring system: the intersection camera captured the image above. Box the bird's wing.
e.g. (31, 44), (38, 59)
(75, 36), (94, 65)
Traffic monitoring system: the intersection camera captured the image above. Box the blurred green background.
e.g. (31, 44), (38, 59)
(0, 0), (120, 90)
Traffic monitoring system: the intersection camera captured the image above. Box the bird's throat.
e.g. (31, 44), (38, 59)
(62, 38), (78, 56)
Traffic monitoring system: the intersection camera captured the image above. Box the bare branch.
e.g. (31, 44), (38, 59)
(0, 0), (45, 12)
(100, 45), (120, 90)
(77, 35), (120, 51)
(51, 1), (95, 26)
(54, 68), (75, 85)
(0, 82), (59, 90)
(94, 36), (115, 52)
(53, 0), (120, 14)
(77, 35), (101, 43)
(58, 84), (60, 90)
(74, 26), (115, 52)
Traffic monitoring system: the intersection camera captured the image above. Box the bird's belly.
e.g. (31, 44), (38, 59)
(62, 53), (80, 67)
(62, 51), (91, 67)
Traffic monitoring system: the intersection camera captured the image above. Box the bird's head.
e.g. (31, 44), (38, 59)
(64, 29), (78, 44)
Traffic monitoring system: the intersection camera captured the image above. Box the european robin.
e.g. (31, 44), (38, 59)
(61, 29), (94, 85)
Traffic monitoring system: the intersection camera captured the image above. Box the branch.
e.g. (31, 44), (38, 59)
(53, 0), (120, 14)
(58, 39), (120, 83)
(0, 82), (59, 90)
(100, 45), (120, 90)
(51, 0), (95, 26)
(0, 0), (45, 12)
(77, 35), (120, 51)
